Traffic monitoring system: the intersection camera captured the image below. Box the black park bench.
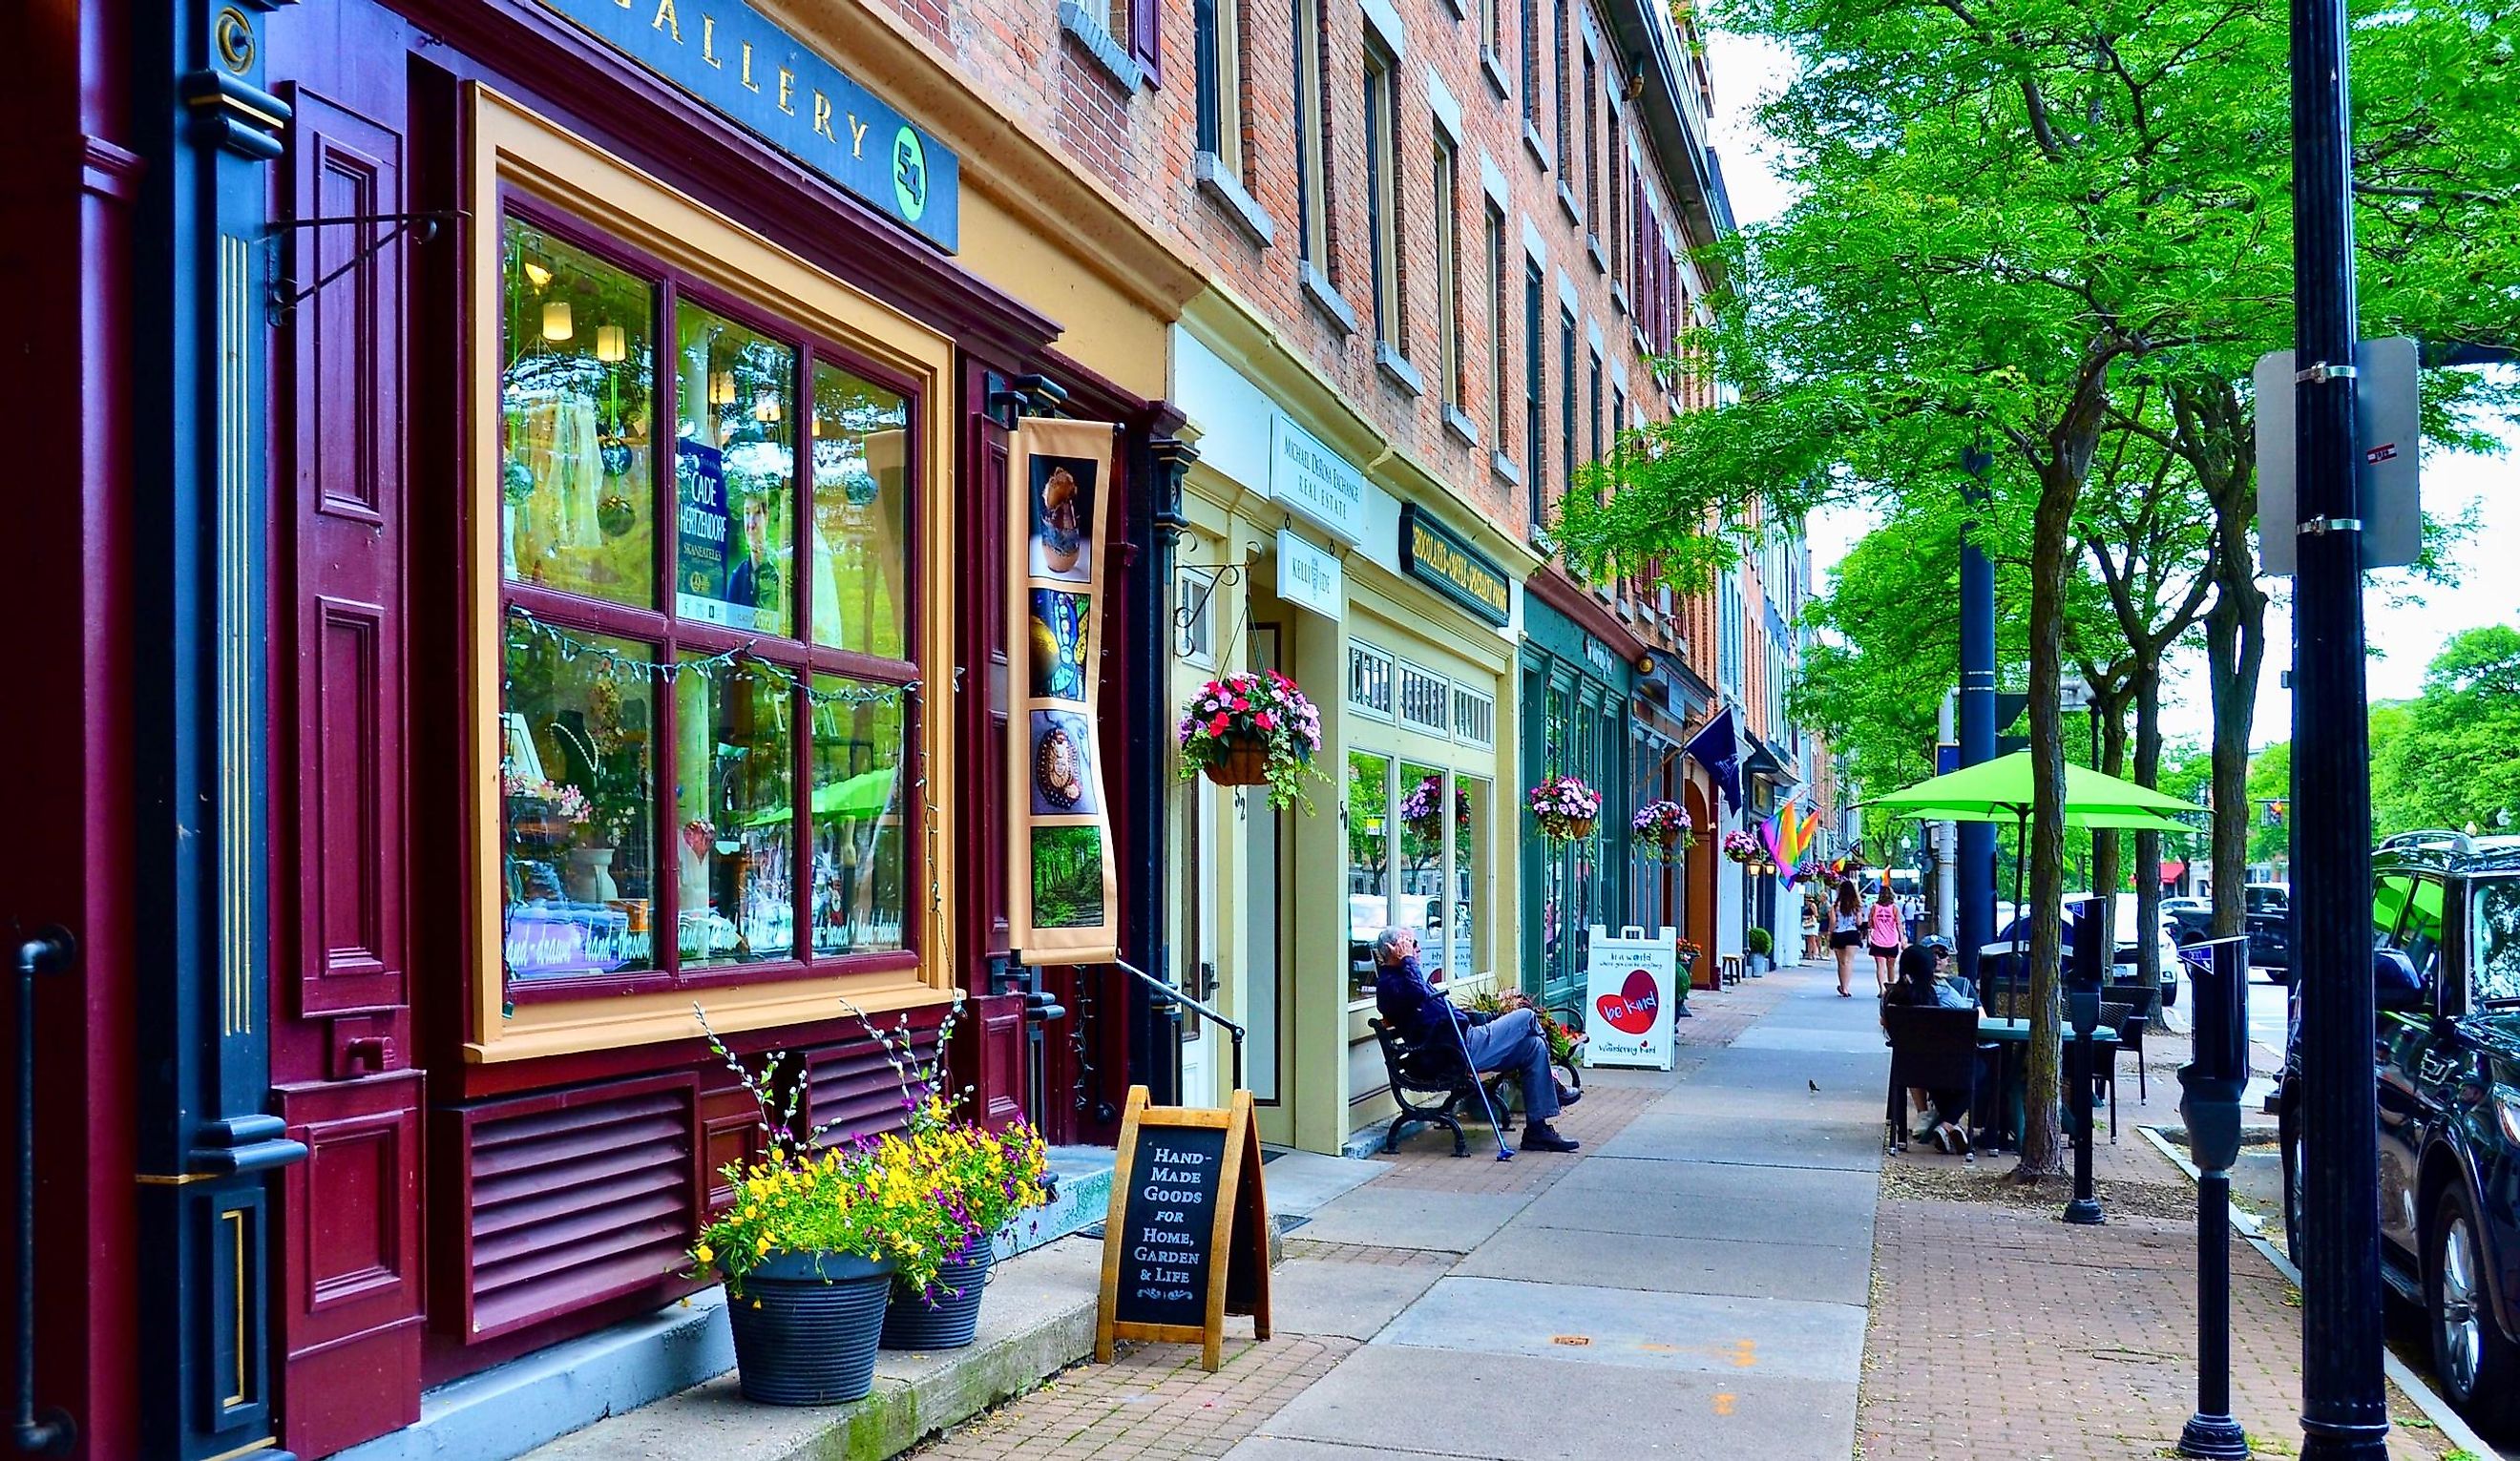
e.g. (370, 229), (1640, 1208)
(1368, 1017), (1516, 1158)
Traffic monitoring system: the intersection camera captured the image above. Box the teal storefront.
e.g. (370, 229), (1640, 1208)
(1517, 571), (1644, 1016)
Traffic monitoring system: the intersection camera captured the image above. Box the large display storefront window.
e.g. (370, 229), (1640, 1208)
(1343, 641), (1496, 1003)
(494, 196), (921, 999)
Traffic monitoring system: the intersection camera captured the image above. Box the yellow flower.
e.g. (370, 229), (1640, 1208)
(756, 1235), (773, 1255)
(751, 1299), (763, 1309)
(695, 1243), (715, 1265)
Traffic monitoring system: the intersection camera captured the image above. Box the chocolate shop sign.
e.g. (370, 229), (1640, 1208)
(1399, 504), (1509, 627)
(540, 0), (961, 251)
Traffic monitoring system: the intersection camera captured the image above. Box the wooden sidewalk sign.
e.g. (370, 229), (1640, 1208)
(1094, 1086), (1271, 1372)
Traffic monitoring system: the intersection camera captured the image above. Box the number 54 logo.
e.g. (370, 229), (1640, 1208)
(892, 126), (928, 223)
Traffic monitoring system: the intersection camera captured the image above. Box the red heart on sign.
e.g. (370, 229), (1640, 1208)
(1596, 970), (1659, 1034)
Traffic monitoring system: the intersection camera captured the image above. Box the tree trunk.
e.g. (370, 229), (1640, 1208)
(2017, 463), (2083, 1179)
(2186, 378), (2269, 941)
(2132, 658), (2167, 990)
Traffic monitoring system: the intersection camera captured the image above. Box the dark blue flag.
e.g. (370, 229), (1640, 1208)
(1685, 705), (1742, 814)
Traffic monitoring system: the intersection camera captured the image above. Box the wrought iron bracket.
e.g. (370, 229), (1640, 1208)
(265, 210), (466, 322)
(981, 371), (1069, 429)
(1173, 542), (1260, 657)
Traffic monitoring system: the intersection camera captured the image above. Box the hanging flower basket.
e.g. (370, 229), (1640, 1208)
(1631, 801), (1692, 861)
(1177, 670), (1326, 811)
(1205, 740), (1273, 786)
(1721, 829), (1763, 865)
(1527, 774), (1603, 843)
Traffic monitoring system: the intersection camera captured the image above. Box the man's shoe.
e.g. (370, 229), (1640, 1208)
(1554, 1080), (1583, 1107)
(1521, 1122), (1580, 1153)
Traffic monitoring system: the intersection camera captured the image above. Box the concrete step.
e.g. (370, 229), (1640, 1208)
(998, 1145), (1114, 1259)
(515, 1237), (1107, 1461)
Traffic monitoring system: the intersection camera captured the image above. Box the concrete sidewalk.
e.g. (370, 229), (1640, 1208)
(1221, 957), (1882, 1461)
(900, 962), (1878, 1460)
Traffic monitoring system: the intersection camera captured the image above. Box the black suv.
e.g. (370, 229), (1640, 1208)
(2278, 831), (2520, 1432)
(2245, 882), (2295, 984)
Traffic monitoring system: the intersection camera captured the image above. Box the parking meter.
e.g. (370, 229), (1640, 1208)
(2066, 901), (2103, 1036)
(2064, 902), (2105, 1222)
(2175, 934), (2252, 1460)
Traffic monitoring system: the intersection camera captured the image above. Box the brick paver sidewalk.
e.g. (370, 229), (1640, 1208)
(1858, 1094), (2453, 1459)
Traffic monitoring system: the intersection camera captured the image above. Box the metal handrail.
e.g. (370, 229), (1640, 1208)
(12, 929), (74, 1456)
(1111, 958), (1246, 1098)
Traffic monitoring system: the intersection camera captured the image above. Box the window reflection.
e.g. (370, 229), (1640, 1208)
(809, 364), (910, 658)
(675, 658), (795, 966)
(500, 221), (655, 606)
(501, 630), (656, 981)
(675, 303), (794, 635)
(1399, 761), (1449, 972)
(810, 677), (909, 954)
(1347, 751), (1392, 1001)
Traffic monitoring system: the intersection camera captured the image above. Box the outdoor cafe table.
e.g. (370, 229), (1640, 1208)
(1975, 1016), (2119, 1151)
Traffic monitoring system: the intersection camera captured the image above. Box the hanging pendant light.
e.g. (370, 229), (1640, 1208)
(541, 300), (575, 343)
(595, 324), (627, 363)
(753, 389), (782, 424)
(708, 370), (737, 407)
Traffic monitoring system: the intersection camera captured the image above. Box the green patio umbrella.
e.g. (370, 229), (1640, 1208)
(741, 767), (902, 827)
(1865, 751), (2197, 977)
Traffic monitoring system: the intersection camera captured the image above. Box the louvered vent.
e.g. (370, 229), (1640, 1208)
(805, 1033), (920, 1148)
(465, 1083), (692, 1340)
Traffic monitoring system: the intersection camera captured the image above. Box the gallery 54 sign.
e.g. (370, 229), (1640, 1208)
(540, 0), (961, 251)
(1399, 504), (1509, 627)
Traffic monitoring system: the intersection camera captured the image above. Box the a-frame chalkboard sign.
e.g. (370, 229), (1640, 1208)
(1094, 1086), (1271, 1372)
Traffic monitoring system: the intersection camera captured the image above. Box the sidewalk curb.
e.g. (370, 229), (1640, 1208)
(2134, 1124), (2502, 1460)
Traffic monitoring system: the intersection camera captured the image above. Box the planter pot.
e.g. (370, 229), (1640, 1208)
(1202, 741), (1272, 786)
(1747, 953), (1771, 976)
(725, 1251), (896, 1405)
(563, 845), (619, 902)
(881, 1244), (994, 1350)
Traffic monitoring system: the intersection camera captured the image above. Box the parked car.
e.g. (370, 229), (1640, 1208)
(2162, 895), (2215, 947)
(1986, 895), (2183, 1005)
(2278, 832), (2520, 1432)
(2245, 882), (2294, 983)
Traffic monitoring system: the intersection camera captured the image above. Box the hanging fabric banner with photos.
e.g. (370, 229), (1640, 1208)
(1008, 417), (1123, 963)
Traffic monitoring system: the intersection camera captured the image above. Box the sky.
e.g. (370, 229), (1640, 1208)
(1705, 30), (2518, 754)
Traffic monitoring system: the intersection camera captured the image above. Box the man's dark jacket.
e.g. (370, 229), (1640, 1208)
(1374, 954), (1491, 1051)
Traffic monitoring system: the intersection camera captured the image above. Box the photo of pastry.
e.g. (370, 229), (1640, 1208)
(1026, 455), (1097, 583)
(1029, 709), (1098, 817)
(1028, 589), (1090, 701)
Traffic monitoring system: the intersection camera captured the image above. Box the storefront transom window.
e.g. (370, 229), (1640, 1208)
(496, 204), (919, 991)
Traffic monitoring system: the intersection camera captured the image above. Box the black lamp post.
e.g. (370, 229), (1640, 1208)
(2289, 0), (2388, 1448)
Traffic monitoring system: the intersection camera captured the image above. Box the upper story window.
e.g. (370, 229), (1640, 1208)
(1520, 0), (1540, 131)
(1580, 50), (1599, 227)
(1558, 305), (1576, 500)
(1487, 204), (1510, 451)
(1552, 0), (1572, 174)
(496, 206), (919, 991)
(1349, 639), (1396, 719)
(1195, 0), (1245, 176)
(1434, 132), (1463, 410)
(1363, 42), (1404, 345)
(1398, 661), (1451, 734)
(1293, 0), (1331, 268)
(1523, 259), (1545, 529)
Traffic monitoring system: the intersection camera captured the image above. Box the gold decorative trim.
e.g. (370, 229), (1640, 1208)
(217, 235), (254, 1039)
(222, 1208), (248, 1407)
(202, 1437), (278, 1461)
(134, 1172), (210, 1186)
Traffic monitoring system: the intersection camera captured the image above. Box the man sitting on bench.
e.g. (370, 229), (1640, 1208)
(1370, 926), (1581, 1153)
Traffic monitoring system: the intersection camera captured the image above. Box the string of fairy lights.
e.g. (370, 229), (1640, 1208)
(504, 605), (916, 706)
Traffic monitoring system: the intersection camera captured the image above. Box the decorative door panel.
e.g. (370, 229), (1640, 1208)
(268, 63), (423, 1461)
(273, 1071), (423, 1457)
(281, 87), (408, 1021)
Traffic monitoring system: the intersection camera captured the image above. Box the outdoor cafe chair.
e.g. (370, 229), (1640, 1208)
(1880, 1005), (1993, 1158)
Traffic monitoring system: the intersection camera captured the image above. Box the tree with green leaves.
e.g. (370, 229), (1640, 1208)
(2370, 626), (2520, 834)
(1557, 0), (2519, 1179)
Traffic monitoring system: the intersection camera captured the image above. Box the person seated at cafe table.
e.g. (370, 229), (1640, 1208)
(1883, 937), (1980, 1155)
(1370, 926), (1582, 1152)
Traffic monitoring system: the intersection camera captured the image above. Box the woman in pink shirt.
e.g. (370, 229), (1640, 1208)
(1866, 884), (1905, 993)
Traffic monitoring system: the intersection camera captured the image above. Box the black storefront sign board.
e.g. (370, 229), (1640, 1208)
(1399, 503), (1511, 627)
(1095, 1087), (1272, 1372)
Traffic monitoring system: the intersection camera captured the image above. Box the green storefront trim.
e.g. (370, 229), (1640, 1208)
(1517, 592), (1635, 1014)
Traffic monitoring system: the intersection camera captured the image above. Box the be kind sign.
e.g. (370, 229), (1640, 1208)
(1586, 925), (1676, 1071)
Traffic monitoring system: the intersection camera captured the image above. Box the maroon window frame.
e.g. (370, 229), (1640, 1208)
(497, 189), (926, 1005)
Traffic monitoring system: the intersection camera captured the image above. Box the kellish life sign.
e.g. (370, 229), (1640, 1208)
(539, 0), (961, 251)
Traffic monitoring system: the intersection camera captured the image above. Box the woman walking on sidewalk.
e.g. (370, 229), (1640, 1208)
(1866, 882), (1905, 993)
(1800, 892), (1824, 963)
(1829, 879), (1864, 996)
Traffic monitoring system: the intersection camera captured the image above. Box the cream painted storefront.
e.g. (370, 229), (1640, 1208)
(1166, 300), (1531, 1154)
